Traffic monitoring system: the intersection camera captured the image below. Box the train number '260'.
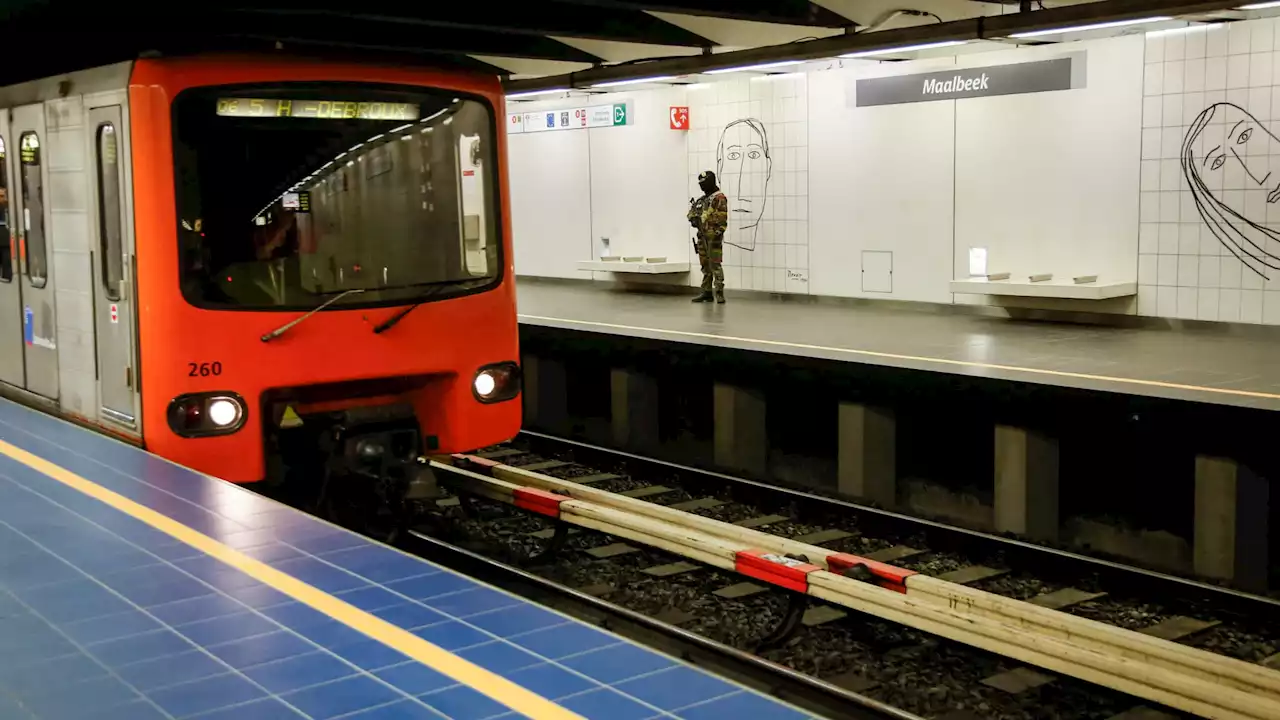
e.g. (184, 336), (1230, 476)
(188, 362), (223, 377)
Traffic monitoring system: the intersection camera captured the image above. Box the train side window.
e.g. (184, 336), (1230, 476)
(19, 132), (47, 288)
(0, 136), (10, 282)
(95, 123), (123, 300)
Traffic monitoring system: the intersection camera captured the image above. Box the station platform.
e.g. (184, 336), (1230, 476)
(516, 280), (1280, 412)
(0, 399), (816, 720)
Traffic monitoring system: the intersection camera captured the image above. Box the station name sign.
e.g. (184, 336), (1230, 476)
(852, 55), (1083, 108)
(507, 102), (630, 134)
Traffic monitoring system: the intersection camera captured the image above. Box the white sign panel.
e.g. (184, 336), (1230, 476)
(507, 103), (629, 134)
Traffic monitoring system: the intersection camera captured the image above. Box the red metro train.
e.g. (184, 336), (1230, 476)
(0, 52), (521, 516)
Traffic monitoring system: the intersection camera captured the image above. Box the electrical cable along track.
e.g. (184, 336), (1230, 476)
(297, 431), (1280, 719)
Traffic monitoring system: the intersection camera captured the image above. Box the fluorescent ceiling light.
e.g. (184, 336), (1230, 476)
(1008, 15), (1172, 38)
(590, 75), (677, 88)
(839, 40), (969, 58)
(704, 60), (803, 74)
(505, 88), (570, 100)
(1146, 24), (1205, 37)
(1240, 1), (1280, 9)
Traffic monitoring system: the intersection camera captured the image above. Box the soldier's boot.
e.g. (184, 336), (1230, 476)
(691, 292), (713, 303)
(715, 290), (725, 304)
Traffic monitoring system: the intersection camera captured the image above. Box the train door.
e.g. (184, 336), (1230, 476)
(0, 111), (23, 387)
(87, 106), (137, 428)
(11, 103), (57, 400)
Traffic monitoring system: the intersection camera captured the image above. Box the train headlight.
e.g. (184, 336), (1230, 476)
(472, 362), (521, 404)
(167, 393), (248, 437)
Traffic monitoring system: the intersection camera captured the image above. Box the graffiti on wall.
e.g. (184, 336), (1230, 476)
(715, 118), (771, 251)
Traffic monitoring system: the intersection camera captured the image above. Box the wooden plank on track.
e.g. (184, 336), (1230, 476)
(801, 605), (847, 627)
(982, 666), (1056, 693)
(1264, 652), (1280, 670)
(654, 607), (697, 626)
(643, 561), (700, 578)
(519, 460), (570, 472)
(936, 565), (1008, 585)
(824, 670), (879, 693)
(585, 543), (640, 558)
(619, 486), (673, 499)
(1028, 588), (1106, 610)
(666, 498), (726, 512)
(714, 582), (767, 599)
(864, 545), (924, 563)
(574, 473), (622, 484)
(792, 528), (853, 545)
(1137, 616), (1219, 642)
(733, 514), (789, 528)
(575, 583), (615, 597)
(527, 527), (579, 539)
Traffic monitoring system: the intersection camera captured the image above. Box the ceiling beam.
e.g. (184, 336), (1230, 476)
(227, 3), (715, 48)
(504, 0), (1247, 92)
(198, 12), (606, 64)
(547, 0), (854, 28)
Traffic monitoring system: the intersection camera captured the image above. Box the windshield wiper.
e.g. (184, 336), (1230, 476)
(371, 281), (462, 334)
(260, 288), (366, 343)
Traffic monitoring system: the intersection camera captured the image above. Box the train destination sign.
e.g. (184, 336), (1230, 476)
(216, 98), (421, 121)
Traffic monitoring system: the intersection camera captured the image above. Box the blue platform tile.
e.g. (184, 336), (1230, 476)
(222, 582), (293, 609)
(0, 553), (81, 590)
(88, 628), (197, 668)
(614, 666), (737, 712)
(243, 651), (359, 694)
(427, 587), (523, 618)
(333, 585), (405, 612)
(0, 651), (109, 695)
(148, 671), (268, 717)
(237, 541), (306, 564)
(89, 699), (172, 720)
(464, 604), (566, 638)
(192, 698), (307, 720)
(112, 573), (213, 608)
(0, 634), (77, 670)
(218, 528), (287, 551)
(60, 609), (162, 645)
(267, 556), (371, 594)
(331, 638), (412, 671)
(282, 674), (404, 720)
(385, 571), (477, 601)
(373, 602), (449, 631)
(260, 601), (332, 631)
(508, 623), (621, 660)
(417, 684), (510, 720)
(180, 609), (280, 646)
(0, 694), (35, 720)
(340, 699), (443, 719)
(15, 578), (132, 623)
(16, 674), (141, 718)
(411, 620), (493, 651)
(374, 661), (458, 696)
(558, 688), (662, 720)
(456, 641), (543, 675)
(284, 528), (370, 555)
(115, 648), (229, 692)
(206, 630), (316, 670)
(149, 593), (248, 627)
(505, 663), (595, 700)
(292, 618), (371, 650)
(318, 545), (438, 584)
(672, 691), (812, 720)
(0, 590), (24, 618)
(559, 644), (675, 685)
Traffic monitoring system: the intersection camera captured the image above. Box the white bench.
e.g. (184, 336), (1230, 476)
(950, 274), (1136, 301)
(578, 256), (690, 274)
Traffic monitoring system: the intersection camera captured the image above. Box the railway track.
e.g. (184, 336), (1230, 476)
(410, 432), (1280, 720)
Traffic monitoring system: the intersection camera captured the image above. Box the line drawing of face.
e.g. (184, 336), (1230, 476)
(1183, 102), (1280, 280)
(715, 118), (771, 252)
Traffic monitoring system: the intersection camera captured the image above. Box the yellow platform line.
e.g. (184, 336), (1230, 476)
(0, 438), (584, 720)
(518, 314), (1280, 403)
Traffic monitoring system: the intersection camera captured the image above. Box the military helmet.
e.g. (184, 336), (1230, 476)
(698, 170), (717, 184)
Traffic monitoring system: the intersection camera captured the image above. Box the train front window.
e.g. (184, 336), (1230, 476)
(172, 85), (500, 310)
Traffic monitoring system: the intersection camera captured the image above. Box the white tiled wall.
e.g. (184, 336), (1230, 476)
(1141, 19), (1280, 324)
(686, 74), (810, 294)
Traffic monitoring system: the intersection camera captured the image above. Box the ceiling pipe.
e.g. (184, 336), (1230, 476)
(502, 0), (1246, 93)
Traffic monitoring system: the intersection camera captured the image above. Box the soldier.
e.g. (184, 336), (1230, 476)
(686, 170), (728, 303)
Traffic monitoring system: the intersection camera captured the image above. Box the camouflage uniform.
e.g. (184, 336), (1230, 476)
(687, 190), (728, 296)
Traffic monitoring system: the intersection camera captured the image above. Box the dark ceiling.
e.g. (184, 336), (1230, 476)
(0, 0), (864, 84)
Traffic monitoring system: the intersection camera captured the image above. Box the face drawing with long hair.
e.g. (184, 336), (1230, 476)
(715, 118), (771, 251)
(1183, 102), (1280, 279)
